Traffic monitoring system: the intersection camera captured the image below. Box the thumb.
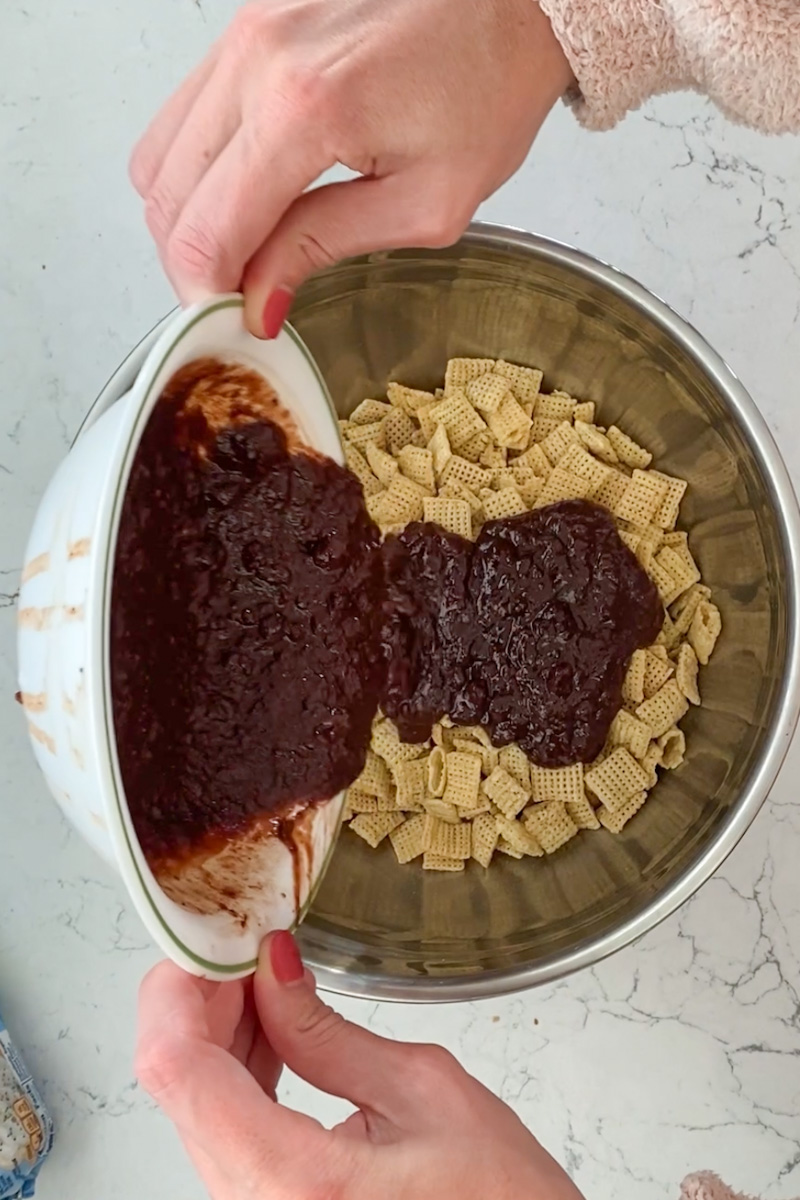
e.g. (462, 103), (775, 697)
(255, 932), (417, 1124)
(241, 171), (472, 338)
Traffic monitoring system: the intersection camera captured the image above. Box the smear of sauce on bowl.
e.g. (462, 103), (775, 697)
(111, 359), (661, 903)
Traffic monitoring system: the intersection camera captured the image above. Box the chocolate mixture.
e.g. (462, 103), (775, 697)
(111, 361), (663, 868)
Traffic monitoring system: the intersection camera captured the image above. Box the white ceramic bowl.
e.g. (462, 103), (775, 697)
(16, 295), (345, 980)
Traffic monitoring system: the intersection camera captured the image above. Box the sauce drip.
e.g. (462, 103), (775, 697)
(111, 362), (662, 867)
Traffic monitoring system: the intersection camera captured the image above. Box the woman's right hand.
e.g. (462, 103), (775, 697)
(129, 0), (572, 336)
(136, 931), (584, 1199)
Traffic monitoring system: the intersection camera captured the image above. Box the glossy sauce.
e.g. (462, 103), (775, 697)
(112, 362), (662, 867)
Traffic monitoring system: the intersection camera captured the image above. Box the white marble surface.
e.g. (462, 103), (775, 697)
(2, 3), (800, 1198)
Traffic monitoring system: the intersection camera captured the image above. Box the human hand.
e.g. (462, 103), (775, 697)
(136, 931), (584, 1199)
(129, 0), (572, 336)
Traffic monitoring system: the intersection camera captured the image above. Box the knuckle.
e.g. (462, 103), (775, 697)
(294, 1000), (348, 1050)
(135, 1035), (186, 1100)
(420, 207), (469, 249)
(408, 1043), (466, 1096)
(166, 215), (226, 284)
(296, 229), (337, 275)
(129, 142), (155, 197)
(144, 184), (182, 245)
(228, 2), (269, 54)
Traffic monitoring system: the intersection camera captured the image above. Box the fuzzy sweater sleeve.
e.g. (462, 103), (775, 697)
(536, 0), (800, 133)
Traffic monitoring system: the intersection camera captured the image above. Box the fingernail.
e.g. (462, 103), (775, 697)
(270, 930), (304, 984)
(261, 288), (293, 339)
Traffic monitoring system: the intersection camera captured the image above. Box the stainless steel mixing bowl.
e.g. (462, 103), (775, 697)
(286, 225), (800, 1001)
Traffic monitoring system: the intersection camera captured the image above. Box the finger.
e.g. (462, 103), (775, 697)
(231, 982), (283, 1099)
(242, 170), (473, 336)
(137, 961), (323, 1180)
(130, 44), (221, 196)
(254, 933), (420, 1126)
(162, 117), (332, 302)
(142, 61), (243, 263)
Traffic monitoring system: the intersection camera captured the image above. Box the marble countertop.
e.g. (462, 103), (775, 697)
(1, 3), (799, 1198)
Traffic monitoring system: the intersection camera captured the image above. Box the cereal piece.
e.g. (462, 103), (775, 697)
(642, 649), (674, 699)
(452, 735), (498, 776)
(387, 382), (436, 414)
(573, 400), (596, 424)
(594, 470), (630, 511)
(528, 416), (561, 443)
(354, 749), (394, 799)
(416, 403), (439, 442)
(350, 811), (404, 848)
(537, 392), (576, 423)
(483, 766), (529, 819)
(513, 443), (551, 477)
(393, 759), (427, 809)
(344, 788), (380, 814)
(423, 814), (471, 859)
(372, 718), (428, 766)
(658, 727), (686, 769)
(529, 762), (584, 805)
(618, 529), (640, 555)
(486, 392), (532, 448)
(514, 470), (545, 507)
(493, 360), (543, 405)
(471, 811), (500, 867)
(491, 468), (518, 491)
(384, 407), (418, 454)
(635, 679), (690, 738)
(613, 470), (670, 525)
(439, 479), (483, 516)
(423, 797), (461, 823)
(597, 791), (648, 833)
(536, 467), (594, 506)
(495, 813), (543, 856)
(558, 443), (612, 493)
(675, 643), (701, 705)
(480, 444), (507, 470)
(423, 852), (465, 871)
(656, 610), (682, 651)
(635, 528), (663, 571)
(498, 744), (531, 792)
(573, 421), (619, 465)
(389, 813), (427, 863)
(541, 420), (581, 465)
(566, 792), (601, 830)
(422, 496), (472, 539)
(648, 556), (682, 607)
(343, 420), (386, 451)
(671, 583), (712, 636)
(457, 429), (493, 462)
(444, 357), (495, 395)
(650, 471), (688, 530)
(655, 545), (700, 599)
(350, 398), (393, 426)
(428, 423), (452, 478)
(607, 425), (653, 469)
(640, 742), (662, 787)
(426, 745), (448, 797)
(441, 455), (493, 492)
(495, 837), (524, 858)
(442, 751), (483, 809)
(365, 441), (400, 486)
(523, 801), (579, 853)
(689, 600), (722, 665)
(585, 747), (649, 812)
(430, 390), (488, 450)
(466, 372), (511, 414)
(379, 475), (428, 524)
(480, 486), (527, 521)
(608, 710), (653, 760)
(622, 649), (647, 706)
(344, 443), (384, 497)
(396, 445), (435, 493)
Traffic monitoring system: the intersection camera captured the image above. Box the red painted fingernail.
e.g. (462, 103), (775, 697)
(262, 288), (293, 339)
(270, 930), (304, 984)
